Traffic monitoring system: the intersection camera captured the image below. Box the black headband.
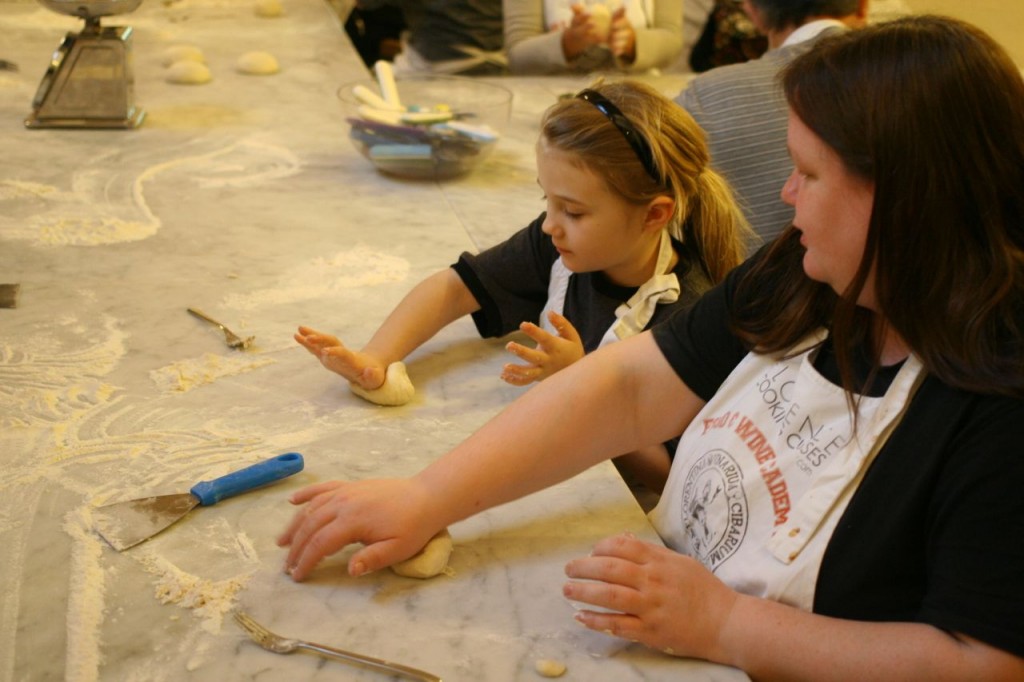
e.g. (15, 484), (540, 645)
(577, 89), (661, 184)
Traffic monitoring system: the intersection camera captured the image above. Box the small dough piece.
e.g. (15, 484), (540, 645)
(166, 60), (212, 85)
(390, 529), (452, 579)
(161, 44), (204, 67)
(236, 51), (280, 75)
(349, 361), (415, 406)
(254, 0), (284, 17)
(535, 659), (567, 678)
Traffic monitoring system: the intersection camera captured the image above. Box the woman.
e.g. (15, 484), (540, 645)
(280, 16), (1024, 678)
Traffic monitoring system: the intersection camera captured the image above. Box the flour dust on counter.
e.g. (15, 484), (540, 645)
(222, 244), (411, 311)
(0, 314), (125, 429)
(150, 353), (276, 394)
(0, 138), (300, 247)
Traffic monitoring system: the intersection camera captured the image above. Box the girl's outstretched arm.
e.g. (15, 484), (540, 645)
(296, 268), (480, 390)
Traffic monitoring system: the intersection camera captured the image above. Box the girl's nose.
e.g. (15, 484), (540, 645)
(541, 211), (559, 236)
(780, 169), (799, 207)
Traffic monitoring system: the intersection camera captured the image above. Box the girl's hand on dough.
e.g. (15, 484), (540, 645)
(277, 478), (437, 582)
(502, 311), (584, 385)
(294, 325), (386, 390)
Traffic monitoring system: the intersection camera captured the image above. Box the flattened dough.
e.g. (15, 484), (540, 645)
(161, 44), (204, 67)
(349, 361), (415, 406)
(390, 529), (452, 579)
(166, 60), (212, 85)
(236, 51), (279, 75)
(535, 659), (567, 678)
(254, 0), (284, 17)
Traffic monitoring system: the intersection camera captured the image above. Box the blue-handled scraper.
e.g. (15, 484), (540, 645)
(93, 452), (304, 551)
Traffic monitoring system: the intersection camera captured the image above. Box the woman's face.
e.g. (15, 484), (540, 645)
(535, 140), (662, 287)
(781, 110), (877, 308)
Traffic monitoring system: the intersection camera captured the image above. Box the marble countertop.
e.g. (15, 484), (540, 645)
(0, 1), (743, 680)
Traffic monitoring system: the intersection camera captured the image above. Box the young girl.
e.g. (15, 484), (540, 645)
(296, 80), (751, 492)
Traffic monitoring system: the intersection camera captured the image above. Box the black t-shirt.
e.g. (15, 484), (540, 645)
(652, 255), (1024, 658)
(453, 213), (711, 351)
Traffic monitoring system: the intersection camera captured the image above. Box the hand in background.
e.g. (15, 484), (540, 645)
(608, 8), (637, 62)
(561, 3), (613, 59)
(502, 310), (585, 385)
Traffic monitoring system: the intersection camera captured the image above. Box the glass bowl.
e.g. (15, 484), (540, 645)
(338, 74), (512, 180)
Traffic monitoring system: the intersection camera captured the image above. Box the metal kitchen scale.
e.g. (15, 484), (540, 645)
(25, 0), (145, 129)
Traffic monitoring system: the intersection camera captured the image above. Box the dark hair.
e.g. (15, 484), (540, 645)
(733, 15), (1024, 397)
(747, 0), (860, 32)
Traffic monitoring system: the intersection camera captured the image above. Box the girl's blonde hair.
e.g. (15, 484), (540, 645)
(540, 80), (753, 283)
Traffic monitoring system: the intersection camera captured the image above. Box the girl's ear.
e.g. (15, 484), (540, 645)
(643, 196), (675, 233)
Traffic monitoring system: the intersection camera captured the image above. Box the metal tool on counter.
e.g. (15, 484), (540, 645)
(234, 611), (443, 682)
(25, 0), (145, 129)
(187, 307), (255, 350)
(0, 284), (20, 309)
(93, 452), (304, 551)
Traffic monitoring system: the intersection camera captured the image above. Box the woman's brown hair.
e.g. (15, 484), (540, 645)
(540, 80), (753, 284)
(733, 15), (1024, 396)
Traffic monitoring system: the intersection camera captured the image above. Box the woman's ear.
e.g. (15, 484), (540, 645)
(643, 196), (675, 233)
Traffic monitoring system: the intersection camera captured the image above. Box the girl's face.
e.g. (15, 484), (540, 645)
(781, 111), (877, 308)
(535, 140), (666, 287)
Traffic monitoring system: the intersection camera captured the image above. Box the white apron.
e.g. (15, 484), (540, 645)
(649, 332), (925, 609)
(544, 0), (653, 33)
(538, 229), (679, 348)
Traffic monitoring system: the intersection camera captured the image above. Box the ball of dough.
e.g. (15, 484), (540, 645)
(588, 4), (612, 41)
(236, 51), (280, 76)
(535, 659), (567, 678)
(166, 60), (212, 85)
(390, 529), (452, 579)
(349, 361), (415, 406)
(254, 0), (284, 17)
(161, 44), (204, 67)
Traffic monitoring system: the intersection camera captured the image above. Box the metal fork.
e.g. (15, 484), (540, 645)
(233, 611), (442, 681)
(187, 308), (254, 349)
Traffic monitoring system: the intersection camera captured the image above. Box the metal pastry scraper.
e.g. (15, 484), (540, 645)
(93, 452), (304, 551)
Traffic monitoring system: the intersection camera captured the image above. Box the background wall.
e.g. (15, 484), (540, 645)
(904, 0), (1023, 66)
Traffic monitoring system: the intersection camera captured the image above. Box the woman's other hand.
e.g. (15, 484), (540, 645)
(564, 533), (738, 660)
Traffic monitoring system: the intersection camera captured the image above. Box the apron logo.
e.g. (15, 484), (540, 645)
(679, 449), (748, 571)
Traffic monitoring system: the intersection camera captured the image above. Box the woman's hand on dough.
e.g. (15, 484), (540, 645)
(563, 533), (738, 660)
(608, 9), (636, 62)
(294, 325), (386, 390)
(502, 311), (584, 385)
(277, 478), (437, 581)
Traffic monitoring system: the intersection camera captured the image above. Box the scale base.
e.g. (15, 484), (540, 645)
(25, 107), (145, 129)
(25, 24), (145, 130)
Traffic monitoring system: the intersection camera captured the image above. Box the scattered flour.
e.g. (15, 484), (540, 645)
(223, 245), (410, 310)
(150, 353), (276, 393)
(0, 315), (125, 428)
(146, 555), (253, 634)
(0, 139), (301, 246)
(63, 507), (108, 682)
